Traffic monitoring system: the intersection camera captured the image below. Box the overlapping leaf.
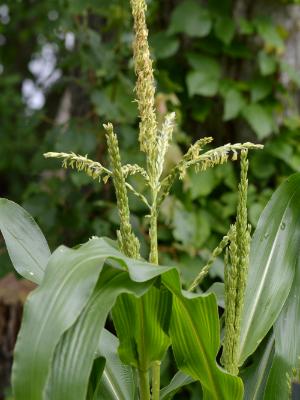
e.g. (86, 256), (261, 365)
(96, 329), (137, 400)
(264, 257), (300, 400)
(46, 267), (148, 400)
(11, 238), (170, 400)
(1, 200), (243, 399)
(239, 173), (300, 365)
(241, 334), (275, 400)
(163, 270), (244, 400)
(112, 286), (172, 371)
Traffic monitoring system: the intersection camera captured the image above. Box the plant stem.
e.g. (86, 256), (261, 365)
(151, 361), (161, 400)
(149, 194), (158, 264)
(138, 369), (151, 400)
(149, 192), (161, 399)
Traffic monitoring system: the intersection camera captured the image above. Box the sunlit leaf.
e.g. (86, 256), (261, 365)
(239, 173), (300, 365)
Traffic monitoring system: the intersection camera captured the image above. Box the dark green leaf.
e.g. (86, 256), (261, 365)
(214, 16), (235, 45)
(239, 19), (255, 35)
(87, 357), (106, 400)
(168, 0), (212, 38)
(250, 79), (272, 102)
(150, 33), (179, 59)
(242, 104), (273, 139)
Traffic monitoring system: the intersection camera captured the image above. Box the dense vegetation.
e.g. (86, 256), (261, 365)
(1, 1), (300, 398)
(1, 0), (300, 284)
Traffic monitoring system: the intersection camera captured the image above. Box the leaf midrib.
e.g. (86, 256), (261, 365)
(239, 190), (297, 362)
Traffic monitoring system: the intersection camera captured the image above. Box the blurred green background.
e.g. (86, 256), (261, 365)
(1, 0), (300, 397)
(1, 0), (300, 280)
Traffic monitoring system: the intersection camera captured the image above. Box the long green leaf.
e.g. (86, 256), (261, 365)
(163, 270), (243, 400)
(112, 285), (172, 370)
(0, 198), (50, 283)
(241, 333), (274, 400)
(12, 238), (172, 400)
(96, 329), (136, 400)
(264, 257), (300, 400)
(12, 240), (107, 400)
(238, 173), (300, 365)
(46, 267), (146, 400)
(12, 237), (243, 399)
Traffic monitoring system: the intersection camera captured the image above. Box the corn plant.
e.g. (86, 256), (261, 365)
(1, 1), (300, 399)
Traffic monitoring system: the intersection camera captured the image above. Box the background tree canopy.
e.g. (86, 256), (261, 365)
(1, 0), (300, 286)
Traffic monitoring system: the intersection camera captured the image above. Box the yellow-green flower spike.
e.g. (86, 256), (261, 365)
(130, 0), (157, 156)
(222, 150), (251, 375)
(104, 123), (140, 259)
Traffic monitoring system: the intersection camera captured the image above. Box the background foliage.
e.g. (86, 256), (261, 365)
(1, 0), (300, 397)
(1, 0), (300, 284)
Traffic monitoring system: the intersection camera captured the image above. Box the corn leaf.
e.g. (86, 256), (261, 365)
(9, 235), (243, 399)
(12, 238), (171, 400)
(163, 270), (244, 400)
(238, 173), (300, 365)
(95, 329), (137, 400)
(264, 257), (300, 400)
(241, 333), (275, 400)
(46, 267), (146, 400)
(112, 286), (172, 371)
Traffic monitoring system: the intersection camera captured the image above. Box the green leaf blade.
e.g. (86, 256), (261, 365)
(96, 329), (136, 400)
(0, 198), (51, 284)
(264, 257), (300, 400)
(163, 271), (243, 400)
(12, 241), (109, 400)
(239, 173), (300, 366)
(241, 334), (275, 400)
(46, 268), (147, 400)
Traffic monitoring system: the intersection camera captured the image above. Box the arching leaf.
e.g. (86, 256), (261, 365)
(239, 173), (300, 365)
(0, 198), (50, 284)
(264, 257), (300, 400)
